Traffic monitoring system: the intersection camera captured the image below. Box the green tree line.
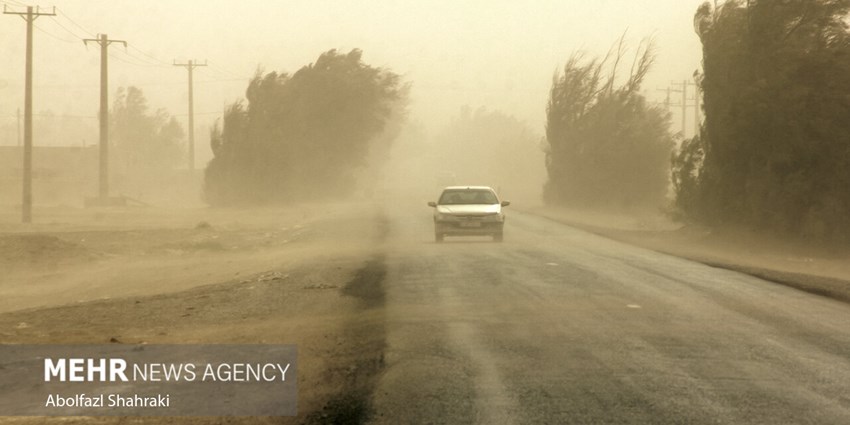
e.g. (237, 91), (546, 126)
(545, 36), (675, 209)
(673, 0), (850, 241)
(204, 49), (408, 205)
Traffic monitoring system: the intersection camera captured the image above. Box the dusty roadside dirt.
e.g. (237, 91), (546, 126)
(525, 206), (850, 303)
(0, 204), (390, 424)
(0, 204), (375, 312)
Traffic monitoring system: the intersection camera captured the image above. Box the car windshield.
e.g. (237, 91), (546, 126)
(438, 189), (499, 205)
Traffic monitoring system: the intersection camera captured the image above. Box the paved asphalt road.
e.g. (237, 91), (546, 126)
(367, 206), (850, 424)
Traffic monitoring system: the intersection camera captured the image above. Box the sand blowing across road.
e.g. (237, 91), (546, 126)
(2, 201), (850, 424)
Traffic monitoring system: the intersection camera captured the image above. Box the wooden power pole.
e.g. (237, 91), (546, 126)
(173, 60), (206, 173)
(693, 83), (701, 133)
(657, 86), (678, 112)
(681, 79), (688, 138)
(668, 79), (699, 138)
(84, 34), (126, 202)
(4, 5), (56, 223)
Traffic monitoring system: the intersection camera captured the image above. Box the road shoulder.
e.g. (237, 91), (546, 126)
(523, 206), (850, 304)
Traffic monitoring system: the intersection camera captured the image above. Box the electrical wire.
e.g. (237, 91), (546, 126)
(197, 67), (250, 83)
(107, 51), (168, 68)
(33, 22), (77, 43)
(46, 14), (88, 41)
(0, 0), (30, 9)
(54, 7), (96, 37)
(208, 62), (248, 80)
(127, 44), (171, 66)
(48, 8), (171, 69)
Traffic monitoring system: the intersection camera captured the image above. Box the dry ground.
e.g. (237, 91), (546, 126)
(0, 203), (389, 424)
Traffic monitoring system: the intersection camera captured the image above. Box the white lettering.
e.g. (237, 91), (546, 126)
(68, 358), (85, 382)
(203, 363), (215, 381)
(262, 363), (276, 381)
(108, 393), (170, 408)
(246, 363), (260, 381)
(44, 358), (128, 382)
(44, 358), (65, 382)
(278, 363), (290, 381)
(110, 358), (128, 382)
(133, 363), (147, 381)
(200, 363), (291, 381)
(87, 358), (106, 382)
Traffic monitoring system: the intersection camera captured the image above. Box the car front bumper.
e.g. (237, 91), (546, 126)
(435, 220), (504, 236)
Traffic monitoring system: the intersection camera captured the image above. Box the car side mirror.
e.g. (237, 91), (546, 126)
(428, 201), (437, 207)
(501, 201), (511, 207)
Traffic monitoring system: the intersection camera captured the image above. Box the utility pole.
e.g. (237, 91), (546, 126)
(173, 60), (206, 173)
(17, 108), (21, 147)
(84, 34), (126, 202)
(657, 86), (679, 112)
(681, 79), (688, 138)
(4, 5), (56, 223)
(668, 79), (699, 138)
(693, 83), (701, 133)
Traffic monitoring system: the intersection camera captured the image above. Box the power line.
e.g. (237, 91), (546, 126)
(128, 44), (171, 66)
(196, 66), (219, 79)
(197, 66), (247, 82)
(196, 66), (251, 83)
(0, 0), (29, 8)
(55, 7), (95, 37)
(31, 113), (96, 118)
(83, 33), (126, 201)
(174, 59), (207, 173)
(48, 7), (172, 68)
(4, 4), (57, 223)
(33, 21), (76, 43)
(42, 13), (171, 70)
(109, 43), (171, 67)
(6, 77), (249, 89)
(107, 50), (169, 68)
(659, 79), (700, 138)
(208, 62), (248, 80)
(46, 12), (88, 40)
(6, 111), (222, 118)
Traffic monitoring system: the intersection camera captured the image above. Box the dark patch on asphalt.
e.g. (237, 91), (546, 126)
(340, 212), (389, 309)
(304, 320), (386, 424)
(306, 217), (389, 425)
(341, 256), (387, 309)
(307, 393), (372, 425)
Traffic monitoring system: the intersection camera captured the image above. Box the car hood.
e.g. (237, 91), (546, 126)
(437, 204), (501, 215)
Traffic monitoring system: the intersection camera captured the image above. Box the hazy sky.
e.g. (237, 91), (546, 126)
(0, 0), (707, 162)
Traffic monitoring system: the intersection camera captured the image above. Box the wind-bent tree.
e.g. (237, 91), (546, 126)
(204, 49), (408, 205)
(431, 107), (544, 202)
(545, 36), (674, 209)
(673, 0), (850, 240)
(110, 86), (184, 181)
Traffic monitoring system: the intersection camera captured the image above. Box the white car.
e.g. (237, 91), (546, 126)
(428, 186), (510, 242)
